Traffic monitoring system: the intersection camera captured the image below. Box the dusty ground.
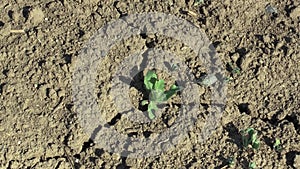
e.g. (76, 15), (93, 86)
(0, 0), (299, 168)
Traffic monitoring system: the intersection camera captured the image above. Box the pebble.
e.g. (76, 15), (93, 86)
(231, 53), (240, 63)
(290, 6), (300, 19)
(49, 88), (57, 99)
(294, 155), (300, 168)
(276, 110), (288, 121)
(265, 4), (278, 15)
(240, 54), (252, 70)
(263, 35), (271, 43)
(197, 74), (218, 86)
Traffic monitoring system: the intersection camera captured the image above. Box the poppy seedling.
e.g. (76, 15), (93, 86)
(249, 161), (256, 169)
(241, 128), (260, 150)
(141, 70), (180, 120)
(227, 157), (235, 167)
(228, 62), (241, 74)
(273, 138), (282, 152)
(193, 0), (204, 6)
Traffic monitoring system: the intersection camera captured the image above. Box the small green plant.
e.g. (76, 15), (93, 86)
(273, 138), (282, 152)
(227, 157), (235, 167)
(141, 70), (180, 120)
(241, 128), (260, 150)
(170, 63), (179, 71)
(224, 76), (233, 82)
(249, 161), (256, 169)
(193, 0), (204, 6)
(228, 62), (241, 74)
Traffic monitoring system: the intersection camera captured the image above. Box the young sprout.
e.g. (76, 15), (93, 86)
(142, 70), (180, 120)
(241, 128), (260, 150)
(228, 157), (235, 167)
(170, 63), (179, 71)
(273, 138), (282, 152)
(193, 0), (204, 6)
(228, 62), (241, 74)
(224, 76), (233, 83)
(249, 162), (256, 169)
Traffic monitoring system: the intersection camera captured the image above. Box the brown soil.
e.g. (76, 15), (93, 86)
(0, 0), (299, 168)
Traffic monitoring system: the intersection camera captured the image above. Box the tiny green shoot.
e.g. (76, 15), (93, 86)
(170, 63), (179, 71)
(193, 0), (204, 6)
(224, 76), (234, 83)
(273, 138), (282, 152)
(228, 157), (235, 167)
(228, 62), (241, 74)
(241, 128), (260, 150)
(249, 162), (256, 169)
(142, 70), (180, 120)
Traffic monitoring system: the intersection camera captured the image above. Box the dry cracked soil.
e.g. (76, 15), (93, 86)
(0, 0), (299, 169)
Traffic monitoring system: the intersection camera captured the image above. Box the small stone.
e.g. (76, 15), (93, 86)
(276, 110), (288, 120)
(7, 70), (15, 77)
(240, 54), (252, 70)
(57, 90), (65, 97)
(265, 5), (278, 15)
(0, 52), (7, 61)
(197, 74), (218, 86)
(294, 155), (300, 168)
(167, 116), (176, 126)
(290, 6), (300, 19)
(29, 8), (45, 25)
(263, 35), (271, 43)
(49, 88), (57, 99)
(276, 41), (284, 49)
(231, 53), (240, 63)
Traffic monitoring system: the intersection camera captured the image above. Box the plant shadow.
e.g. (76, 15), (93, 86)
(119, 69), (148, 112)
(224, 122), (243, 149)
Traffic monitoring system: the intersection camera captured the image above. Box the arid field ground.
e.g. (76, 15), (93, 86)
(0, 0), (299, 168)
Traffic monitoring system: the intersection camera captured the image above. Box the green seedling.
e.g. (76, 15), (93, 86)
(241, 128), (260, 150)
(193, 0), (204, 6)
(228, 62), (241, 74)
(227, 157), (235, 167)
(273, 138), (282, 152)
(142, 70), (180, 120)
(249, 162), (256, 169)
(170, 63), (179, 71)
(224, 76), (233, 83)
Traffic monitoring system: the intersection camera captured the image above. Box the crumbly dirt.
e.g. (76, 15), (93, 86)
(0, 0), (299, 168)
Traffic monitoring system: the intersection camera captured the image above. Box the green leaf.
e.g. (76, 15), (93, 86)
(171, 63), (179, 71)
(193, 0), (204, 6)
(273, 138), (282, 152)
(164, 85), (180, 101)
(242, 128), (260, 150)
(149, 90), (166, 102)
(249, 162), (256, 169)
(274, 138), (280, 147)
(227, 157), (235, 167)
(144, 70), (157, 90)
(154, 79), (165, 91)
(148, 102), (158, 119)
(252, 140), (260, 149)
(141, 100), (149, 106)
(148, 109), (156, 120)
